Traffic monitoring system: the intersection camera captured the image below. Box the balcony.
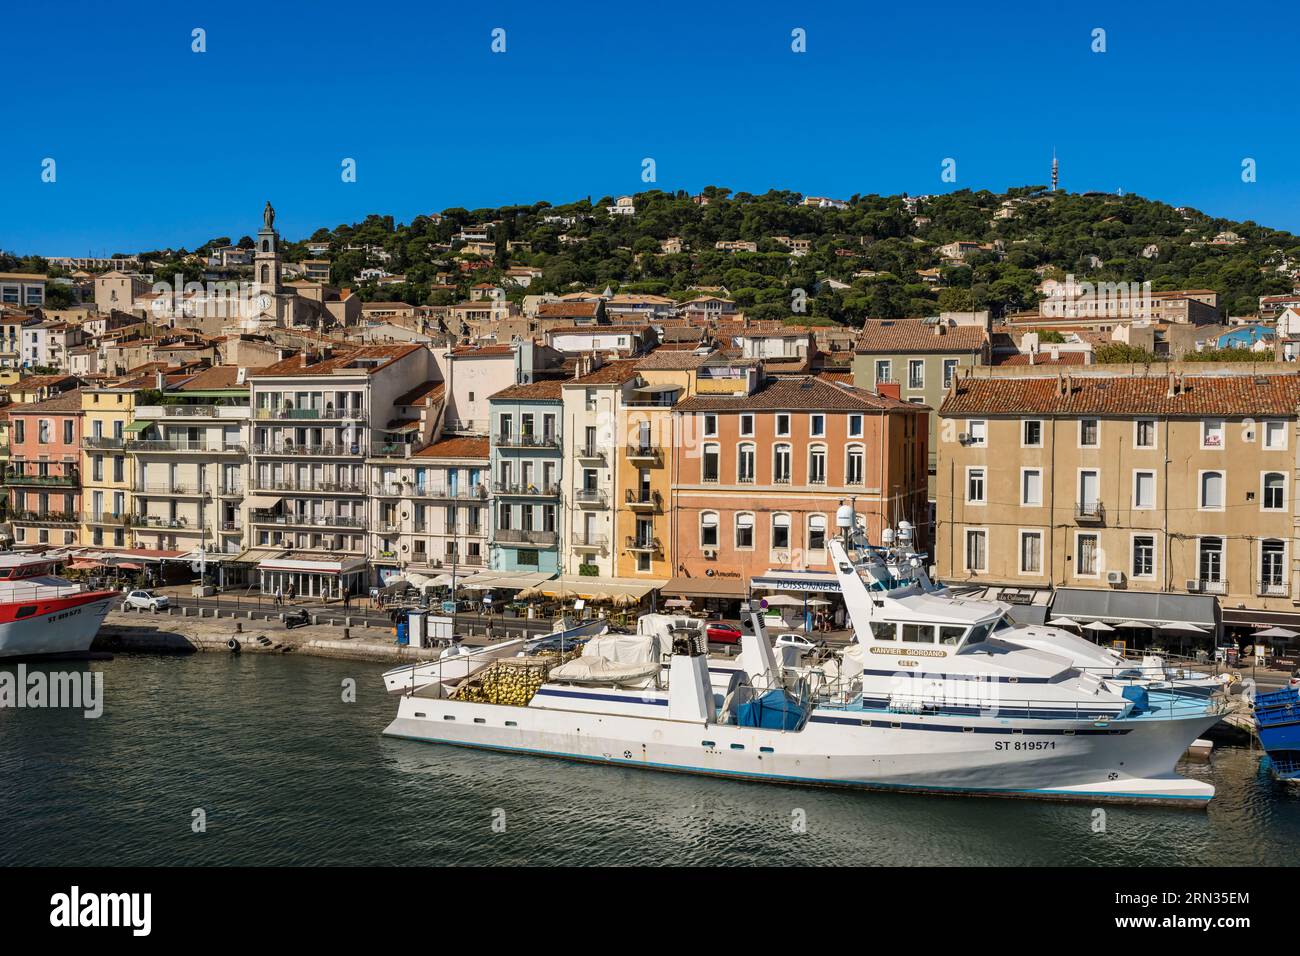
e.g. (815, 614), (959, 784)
(136, 404), (251, 420)
(625, 444), (662, 464)
(253, 479), (366, 494)
(131, 514), (199, 530)
(82, 436), (126, 450)
(576, 444), (606, 463)
(1074, 501), (1106, 524)
(11, 510), (78, 526)
(410, 483), (488, 501)
(574, 488), (607, 507)
(249, 511), (366, 529)
(495, 433), (561, 450)
(1199, 578), (1228, 596)
(84, 512), (130, 526)
(625, 488), (662, 511)
(1258, 580), (1290, 598)
(495, 527), (557, 547)
(215, 484), (244, 496)
(4, 469), (78, 487)
(134, 483), (211, 496)
(494, 481), (560, 498)
(128, 440), (246, 454)
(251, 442), (366, 457)
(254, 406), (367, 421)
(572, 533), (608, 552)
(625, 535), (662, 553)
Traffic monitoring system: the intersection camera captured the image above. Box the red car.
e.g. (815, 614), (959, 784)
(706, 622), (743, 645)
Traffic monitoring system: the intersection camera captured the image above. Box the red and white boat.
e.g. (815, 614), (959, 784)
(0, 553), (118, 659)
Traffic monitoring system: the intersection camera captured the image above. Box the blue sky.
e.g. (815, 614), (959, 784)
(4, 0), (1299, 254)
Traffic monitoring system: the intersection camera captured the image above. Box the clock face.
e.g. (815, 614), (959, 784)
(255, 294), (272, 313)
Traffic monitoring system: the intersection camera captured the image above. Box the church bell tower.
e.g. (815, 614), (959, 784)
(254, 200), (281, 295)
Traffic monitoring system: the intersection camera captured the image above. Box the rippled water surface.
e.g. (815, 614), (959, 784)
(1, 654), (1297, 866)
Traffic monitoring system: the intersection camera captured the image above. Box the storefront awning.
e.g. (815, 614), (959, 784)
(231, 547), (286, 565)
(663, 575), (747, 599)
(456, 570), (556, 592)
(258, 552), (367, 575)
(1049, 588), (1218, 632)
(750, 571), (840, 594)
(1221, 608), (1300, 629)
(539, 575), (667, 600)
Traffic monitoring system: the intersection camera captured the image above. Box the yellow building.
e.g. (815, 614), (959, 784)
(81, 386), (136, 548)
(936, 368), (1300, 646)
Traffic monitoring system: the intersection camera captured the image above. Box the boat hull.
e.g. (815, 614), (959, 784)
(0, 591), (117, 660)
(384, 695), (1222, 807)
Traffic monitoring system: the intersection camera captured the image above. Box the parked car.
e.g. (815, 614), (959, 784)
(774, 633), (819, 653)
(122, 589), (169, 612)
(706, 622), (743, 645)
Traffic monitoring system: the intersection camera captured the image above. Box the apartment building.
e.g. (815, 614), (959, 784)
(246, 344), (432, 597)
(369, 435), (489, 580)
(561, 359), (639, 578)
(667, 375), (930, 611)
(5, 390), (84, 549)
(128, 366), (255, 557)
(852, 317), (990, 498)
(936, 370), (1300, 642)
(81, 385), (136, 550)
(0, 313), (40, 369)
(488, 380), (564, 574)
(0, 273), (46, 309)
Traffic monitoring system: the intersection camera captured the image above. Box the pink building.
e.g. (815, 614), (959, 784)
(5, 389), (83, 548)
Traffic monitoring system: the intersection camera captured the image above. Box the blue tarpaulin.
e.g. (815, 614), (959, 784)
(736, 689), (805, 730)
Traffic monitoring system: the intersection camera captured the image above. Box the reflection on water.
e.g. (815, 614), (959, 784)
(1, 654), (1296, 866)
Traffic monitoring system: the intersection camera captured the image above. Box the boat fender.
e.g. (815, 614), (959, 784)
(227, 638), (241, 654)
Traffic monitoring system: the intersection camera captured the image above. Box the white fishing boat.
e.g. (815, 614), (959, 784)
(383, 512), (1227, 807)
(381, 615), (608, 695)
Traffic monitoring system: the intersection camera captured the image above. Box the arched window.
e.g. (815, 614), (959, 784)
(260, 264), (270, 285)
(772, 512), (791, 550)
(1200, 471), (1224, 510)
(808, 514), (827, 551)
(1263, 472), (1285, 510)
(737, 443), (755, 482)
(735, 512), (754, 548)
(702, 443), (719, 482)
(808, 444), (827, 485)
(700, 511), (719, 548)
(845, 444), (865, 485)
(261, 239), (271, 253)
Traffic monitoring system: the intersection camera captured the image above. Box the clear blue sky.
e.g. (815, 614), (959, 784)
(4, 0), (1299, 255)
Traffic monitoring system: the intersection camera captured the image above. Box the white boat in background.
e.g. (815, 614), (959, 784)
(384, 514), (1228, 807)
(381, 616), (608, 695)
(0, 553), (118, 659)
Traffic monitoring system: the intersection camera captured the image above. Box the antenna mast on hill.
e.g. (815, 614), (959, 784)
(1051, 149), (1059, 193)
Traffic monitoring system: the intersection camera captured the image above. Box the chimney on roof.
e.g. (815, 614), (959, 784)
(876, 381), (901, 401)
(1064, 372), (1073, 396)
(934, 322), (946, 335)
(1056, 373), (1066, 397)
(154, 369), (164, 390)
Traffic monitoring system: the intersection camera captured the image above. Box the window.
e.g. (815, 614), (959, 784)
(942, 359), (958, 390)
(874, 360), (891, 383)
(870, 621), (896, 641)
(772, 513), (791, 550)
(1133, 471), (1155, 510)
(1132, 535), (1155, 578)
(1199, 537), (1224, 583)
(1022, 420), (1042, 447)
(1264, 420), (1287, 450)
(966, 467), (986, 504)
(902, 623), (934, 643)
(808, 446), (827, 484)
(846, 445), (864, 485)
(38, 419), (50, 444)
(702, 443), (720, 482)
(1202, 419), (1224, 449)
(1200, 471), (1224, 510)
(1079, 418), (1099, 447)
(1019, 531), (1042, 574)
(808, 515), (827, 551)
(773, 444), (792, 483)
(810, 414), (825, 437)
(1262, 540), (1286, 590)
(775, 414), (791, 436)
(735, 513), (754, 548)
(1263, 472), (1285, 510)
(966, 420), (986, 446)
(62, 420), (73, 445)
(1021, 469), (1042, 507)
(737, 443), (755, 482)
(739, 414), (754, 437)
(1077, 534), (1099, 576)
(848, 414), (863, 438)
(1135, 419), (1156, 449)
(907, 360), (924, 390)
(702, 414), (718, 437)
(700, 512), (719, 548)
(964, 530), (987, 572)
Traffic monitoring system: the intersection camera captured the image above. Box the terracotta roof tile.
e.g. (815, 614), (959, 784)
(677, 376), (922, 412)
(488, 379), (565, 402)
(413, 435), (490, 459)
(854, 320), (988, 354)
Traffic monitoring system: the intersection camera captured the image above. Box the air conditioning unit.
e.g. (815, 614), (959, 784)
(1185, 579), (1201, 592)
(1106, 570), (1126, 586)
(702, 549), (717, 559)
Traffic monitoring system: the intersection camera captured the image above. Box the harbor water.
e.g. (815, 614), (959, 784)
(2, 653), (1298, 866)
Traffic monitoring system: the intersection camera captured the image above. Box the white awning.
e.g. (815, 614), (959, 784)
(245, 495), (282, 510)
(539, 574), (667, 600)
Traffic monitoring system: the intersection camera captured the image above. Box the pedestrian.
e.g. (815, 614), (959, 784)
(286, 581), (296, 603)
(274, 585), (282, 607)
(343, 590), (351, 611)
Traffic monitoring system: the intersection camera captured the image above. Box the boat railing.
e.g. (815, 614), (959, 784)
(0, 582), (101, 603)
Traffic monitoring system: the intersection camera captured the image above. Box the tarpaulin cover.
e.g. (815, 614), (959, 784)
(735, 688), (805, 730)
